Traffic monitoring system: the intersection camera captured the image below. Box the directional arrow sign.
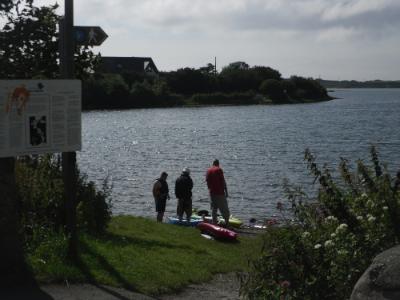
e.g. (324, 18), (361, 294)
(73, 26), (108, 46)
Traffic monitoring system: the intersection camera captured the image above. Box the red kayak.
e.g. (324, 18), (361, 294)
(197, 222), (237, 241)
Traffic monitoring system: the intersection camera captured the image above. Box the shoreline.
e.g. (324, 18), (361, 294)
(82, 96), (334, 112)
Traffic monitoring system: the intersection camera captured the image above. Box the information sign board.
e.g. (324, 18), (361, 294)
(0, 80), (81, 157)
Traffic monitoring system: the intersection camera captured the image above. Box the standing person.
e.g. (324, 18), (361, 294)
(175, 168), (193, 222)
(206, 159), (230, 226)
(152, 172), (170, 222)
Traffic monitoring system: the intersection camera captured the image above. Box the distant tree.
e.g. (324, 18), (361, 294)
(199, 63), (215, 75)
(152, 78), (170, 96)
(219, 61), (255, 92)
(259, 79), (287, 103)
(281, 79), (297, 98)
(223, 61), (250, 71)
(130, 81), (157, 107)
(120, 71), (146, 90)
(163, 67), (215, 95)
(252, 66), (281, 82)
(290, 76), (328, 100)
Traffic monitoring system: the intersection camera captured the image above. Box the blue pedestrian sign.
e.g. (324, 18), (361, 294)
(73, 26), (108, 46)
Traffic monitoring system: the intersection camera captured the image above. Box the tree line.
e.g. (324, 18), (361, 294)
(318, 79), (400, 88)
(83, 62), (331, 110)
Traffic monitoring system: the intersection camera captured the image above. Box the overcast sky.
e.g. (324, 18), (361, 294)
(35, 0), (400, 80)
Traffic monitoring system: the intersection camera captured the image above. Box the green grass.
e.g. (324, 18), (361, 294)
(27, 215), (263, 295)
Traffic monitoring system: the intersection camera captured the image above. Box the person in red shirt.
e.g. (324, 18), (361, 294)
(206, 159), (230, 226)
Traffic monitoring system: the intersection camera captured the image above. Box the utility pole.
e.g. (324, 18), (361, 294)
(60, 0), (78, 259)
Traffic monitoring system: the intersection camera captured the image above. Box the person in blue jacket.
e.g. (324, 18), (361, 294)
(175, 168), (193, 222)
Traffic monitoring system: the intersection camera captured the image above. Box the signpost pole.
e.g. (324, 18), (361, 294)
(60, 0), (78, 258)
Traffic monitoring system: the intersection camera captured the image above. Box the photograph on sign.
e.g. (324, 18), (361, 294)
(0, 80), (81, 157)
(29, 115), (47, 146)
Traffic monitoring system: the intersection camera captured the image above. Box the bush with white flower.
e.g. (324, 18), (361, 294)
(240, 147), (400, 300)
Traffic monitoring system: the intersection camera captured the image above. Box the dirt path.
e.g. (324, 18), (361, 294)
(159, 273), (241, 300)
(0, 272), (241, 300)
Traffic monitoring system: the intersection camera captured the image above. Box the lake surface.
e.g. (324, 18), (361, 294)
(78, 89), (400, 222)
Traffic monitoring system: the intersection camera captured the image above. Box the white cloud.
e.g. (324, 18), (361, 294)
(316, 26), (360, 42)
(321, 0), (399, 21)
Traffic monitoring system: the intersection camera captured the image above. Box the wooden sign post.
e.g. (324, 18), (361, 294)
(60, 0), (78, 259)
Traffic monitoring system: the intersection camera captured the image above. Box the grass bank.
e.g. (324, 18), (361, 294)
(28, 215), (263, 295)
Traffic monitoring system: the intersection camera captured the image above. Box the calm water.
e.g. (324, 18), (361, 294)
(78, 89), (400, 221)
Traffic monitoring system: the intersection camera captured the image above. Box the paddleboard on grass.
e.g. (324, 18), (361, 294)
(167, 216), (203, 227)
(197, 222), (238, 241)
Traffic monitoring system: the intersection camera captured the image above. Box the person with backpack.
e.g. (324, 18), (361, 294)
(152, 171), (170, 222)
(175, 168), (193, 222)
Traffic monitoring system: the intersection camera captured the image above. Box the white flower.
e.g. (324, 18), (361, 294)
(326, 216), (338, 223)
(383, 206), (388, 211)
(356, 216), (363, 221)
(330, 233), (337, 238)
(336, 223), (348, 234)
(367, 215), (376, 222)
(302, 231), (310, 238)
(324, 240), (334, 247)
(361, 193), (368, 199)
(314, 244), (322, 249)
(366, 200), (374, 208)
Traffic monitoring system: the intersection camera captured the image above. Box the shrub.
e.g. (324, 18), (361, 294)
(240, 146), (400, 299)
(259, 79), (287, 103)
(76, 176), (112, 234)
(290, 76), (329, 100)
(15, 154), (112, 236)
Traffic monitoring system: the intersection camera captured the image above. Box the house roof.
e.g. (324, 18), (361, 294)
(98, 56), (159, 74)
